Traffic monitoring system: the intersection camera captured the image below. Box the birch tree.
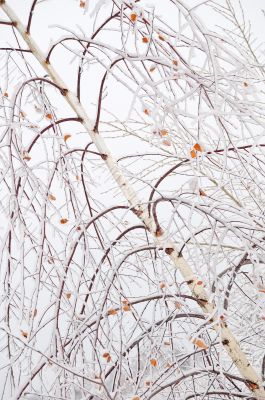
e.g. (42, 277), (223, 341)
(0, 0), (265, 399)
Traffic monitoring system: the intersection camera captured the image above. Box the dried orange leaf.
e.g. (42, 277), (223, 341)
(48, 194), (56, 201)
(162, 139), (171, 146)
(107, 308), (117, 316)
(103, 352), (110, 358)
(130, 13), (137, 22)
(80, 0), (86, 7)
(66, 292), (71, 299)
(142, 37), (149, 43)
(45, 113), (53, 120)
(60, 218), (68, 224)
(132, 397), (141, 400)
(155, 227), (164, 237)
(190, 149), (196, 158)
(247, 382), (259, 391)
(123, 304), (131, 312)
(190, 338), (208, 350)
(199, 189), (207, 197)
(150, 358), (158, 367)
(159, 282), (166, 289)
(158, 34), (165, 41)
(143, 108), (150, 115)
(259, 289), (265, 293)
(21, 330), (28, 338)
(197, 280), (203, 286)
(159, 129), (168, 137)
(3, 92), (8, 97)
(175, 301), (182, 309)
(194, 143), (202, 152)
(64, 134), (72, 142)
(172, 59), (178, 66)
(22, 151), (31, 161)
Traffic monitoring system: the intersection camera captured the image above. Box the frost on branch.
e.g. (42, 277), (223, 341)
(0, 0), (265, 399)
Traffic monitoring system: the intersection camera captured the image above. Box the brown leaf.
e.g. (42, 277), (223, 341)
(60, 218), (68, 224)
(80, 0), (86, 7)
(194, 143), (202, 152)
(175, 301), (182, 309)
(3, 92), (8, 97)
(199, 189), (207, 197)
(159, 129), (168, 137)
(142, 37), (149, 43)
(145, 380), (152, 386)
(130, 13), (137, 23)
(143, 108), (150, 115)
(107, 308), (117, 316)
(21, 330), (28, 338)
(190, 338), (208, 350)
(22, 151), (31, 161)
(48, 194), (56, 201)
(66, 292), (71, 299)
(155, 227), (164, 237)
(150, 358), (158, 367)
(190, 149), (196, 159)
(158, 34), (165, 41)
(123, 304), (131, 312)
(64, 134), (72, 142)
(247, 382), (259, 391)
(45, 113), (53, 120)
(162, 139), (171, 146)
(103, 352), (110, 358)
(159, 282), (166, 289)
